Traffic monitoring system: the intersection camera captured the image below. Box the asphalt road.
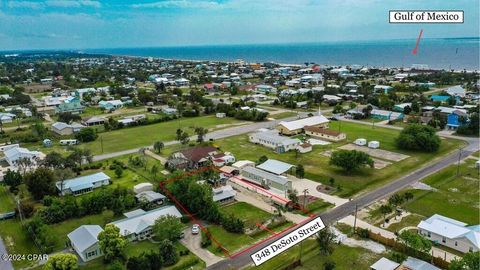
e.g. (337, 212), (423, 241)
(207, 137), (478, 270)
(0, 236), (14, 270)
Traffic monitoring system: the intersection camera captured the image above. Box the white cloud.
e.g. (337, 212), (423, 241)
(131, 0), (221, 9)
(7, 0), (101, 9)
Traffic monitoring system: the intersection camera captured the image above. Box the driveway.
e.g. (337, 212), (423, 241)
(180, 227), (222, 267)
(290, 176), (349, 206)
(0, 236), (14, 270)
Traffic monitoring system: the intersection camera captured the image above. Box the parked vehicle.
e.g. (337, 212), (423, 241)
(192, 224), (200, 235)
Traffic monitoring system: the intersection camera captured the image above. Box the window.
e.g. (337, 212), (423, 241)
(442, 237), (446, 243)
(427, 232), (431, 237)
(469, 247), (473, 252)
(455, 241), (458, 246)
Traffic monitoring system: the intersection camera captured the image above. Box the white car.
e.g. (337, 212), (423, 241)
(192, 224), (200, 235)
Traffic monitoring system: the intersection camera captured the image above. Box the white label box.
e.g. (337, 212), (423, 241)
(389, 10), (464, 24)
(251, 216), (325, 266)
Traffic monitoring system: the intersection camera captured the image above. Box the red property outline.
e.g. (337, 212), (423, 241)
(158, 166), (317, 260)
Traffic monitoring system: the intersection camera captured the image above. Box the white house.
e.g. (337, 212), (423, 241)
(110, 206), (182, 241)
(56, 172), (111, 196)
(3, 146), (45, 167)
(249, 130), (301, 153)
(276, 115), (329, 135)
(417, 214), (480, 253)
(67, 225), (104, 262)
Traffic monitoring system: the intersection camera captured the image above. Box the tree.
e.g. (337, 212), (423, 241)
(43, 253), (78, 270)
(175, 128), (183, 141)
(194, 127), (208, 143)
(179, 131), (190, 145)
(17, 157), (34, 176)
(296, 164), (305, 178)
(158, 239), (178, 266)
(396, 124), (440, 152)
(403, 105), (412, 115)
(329, 150), (374, 173)
(98, 224), (127, 262)
(379, 204), (392, 226)
(152, 215), (184, 242)
(43, 152), (65, 169)
(3, 169), (22, 192)
(449, 252), (479, 270)
(398, 230), (432, 256)
(24, 167), (57, 200)
(316, 227), (336, 255)
(150, 164), (159, 177)
(324, 260), (336, 270)
(114, 166), (123, 178)
(75, 127), (97, 142)
(403, 191), (414, 201)
(258, 155), (268, 164)
(288, 189), (299, 206)
(153, 141), (164, 153)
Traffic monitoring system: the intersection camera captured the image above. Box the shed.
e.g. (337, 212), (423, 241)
(370, 257), (400, 270)
(354, 138), (367, 146)
(43, 139), (52, 147)
(368, 141), (380, 149)
(134, 183), (153, 194)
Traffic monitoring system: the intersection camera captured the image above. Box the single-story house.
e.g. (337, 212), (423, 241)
(393, 103), (412, 112)
(51, 122), (85, 136)
(166, 146), (218, 170)
(249, 130), (301, 153)
(430, 95), (452, 103)
(370, 257), (400, 270)
(175, 78), (190, 86)
(55, 100), (85, 114)
(3, 146), (45, 167)
(99, 100), (123, 111)
(257, 159), (294, 175)
(118, 114), (146, 125)
(276, 115), (329, 135)
(133, 183), (153, 194)
(304, 126), (346, 142)
(110, 206), (182, 241)
(135, 191), (166, 205)
(68, 225), (104, 262)
(255, 84), (277, 94)
(56, 172), (111, 196)
(447, 112), (469, 130)
(241, 166), (292, 194)
(374, 85), (392, 94)
(370, 256), (440, 270)
(371, 109), (404, 121)
(231, 160), (255, 169)
(417, 214), (480, 253)
(82, 116), (106, 126)
(322, 95), (342, 103)
(162, 108), (178, 115)
(445, 85), (466, 98)
(211, 152), (236, 167)
(212, 185), (236, 204)
(0, 113), (16, 123)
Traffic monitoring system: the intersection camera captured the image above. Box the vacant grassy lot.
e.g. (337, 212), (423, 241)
(385, 214), (425, 233)
(403, 159), (479, 225)
(220, 202), (272, 229)
(211, 121), (463, 197)
(248, 240), (384, 270)
(0, 185), (15, 213)
(294, 199), (334, 216)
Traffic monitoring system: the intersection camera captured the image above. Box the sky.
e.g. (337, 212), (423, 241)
(0, 0), (478, 50)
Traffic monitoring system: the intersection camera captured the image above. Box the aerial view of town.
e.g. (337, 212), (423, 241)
(0, 1), (478, 270)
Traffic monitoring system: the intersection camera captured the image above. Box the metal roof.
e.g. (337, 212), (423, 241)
(242, 166), (290, 185)
(56, 172), (110, 192)
(257, 159), (294, 175)
(67, 225), (103, 253)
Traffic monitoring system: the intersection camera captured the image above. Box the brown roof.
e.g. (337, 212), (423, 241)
(180, 146), (217, 163)
(304, 126), (342, 136)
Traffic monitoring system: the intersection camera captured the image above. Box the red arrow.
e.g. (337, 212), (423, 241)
(412, 29), (423, 55)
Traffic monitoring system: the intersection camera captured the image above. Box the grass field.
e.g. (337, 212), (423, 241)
(0, 219), (41, 268)
(269, 111), (298, 120)
(210, 121), (463, 197)
(403, 159), (479, 225)
(294, 199), (333, 216)
(220, 202), (272, 229)
(385, 214), (425, 233)
(0, 185), (15, 213)
(248, 240), (384, 270)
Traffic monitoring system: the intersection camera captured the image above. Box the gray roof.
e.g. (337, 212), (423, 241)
(135, 191), (166, 202)
(251, 131), (301, 146)
(110, 206), (182, 236)
(257, 159), (294, 175)
(52, 122), (70, 130)
(56, 172), (110, 192)
(370, 257), (399, 270)
(67, 225), (103, 253)
(242, 166), (290, 185)
(212, 185), (236, 202)
(403, 257), (440, 270)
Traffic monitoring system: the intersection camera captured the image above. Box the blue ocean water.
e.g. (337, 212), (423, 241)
(86, 38), (480, 70)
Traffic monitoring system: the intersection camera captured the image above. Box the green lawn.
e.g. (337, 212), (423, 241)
(211, 121), (464, 197)
(0, 185), (15, 213)
(207, 220), (293, 256)
(77, 115), (241, 155)
(294, 199), (333, 216)
(270, 112), (298, 119)
(385, 214), (425, 233)
(248, 240), (384, 270)
(0, 219), (41, 268)
(49, 210), (115, 251)
(220, 202), (272, 229)
(403, 159), (480, 225)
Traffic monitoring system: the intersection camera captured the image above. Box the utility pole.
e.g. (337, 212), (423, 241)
(299, 189), (309, 263)
(353, 204), (358, 234)
(456, 149), (462, 176)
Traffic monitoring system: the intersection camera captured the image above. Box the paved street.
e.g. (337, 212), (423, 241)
(207, 136), (478, 270)
(0, 236), (14, 270)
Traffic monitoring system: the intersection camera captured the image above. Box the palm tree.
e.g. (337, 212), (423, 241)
(379, 204), (393, 227)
